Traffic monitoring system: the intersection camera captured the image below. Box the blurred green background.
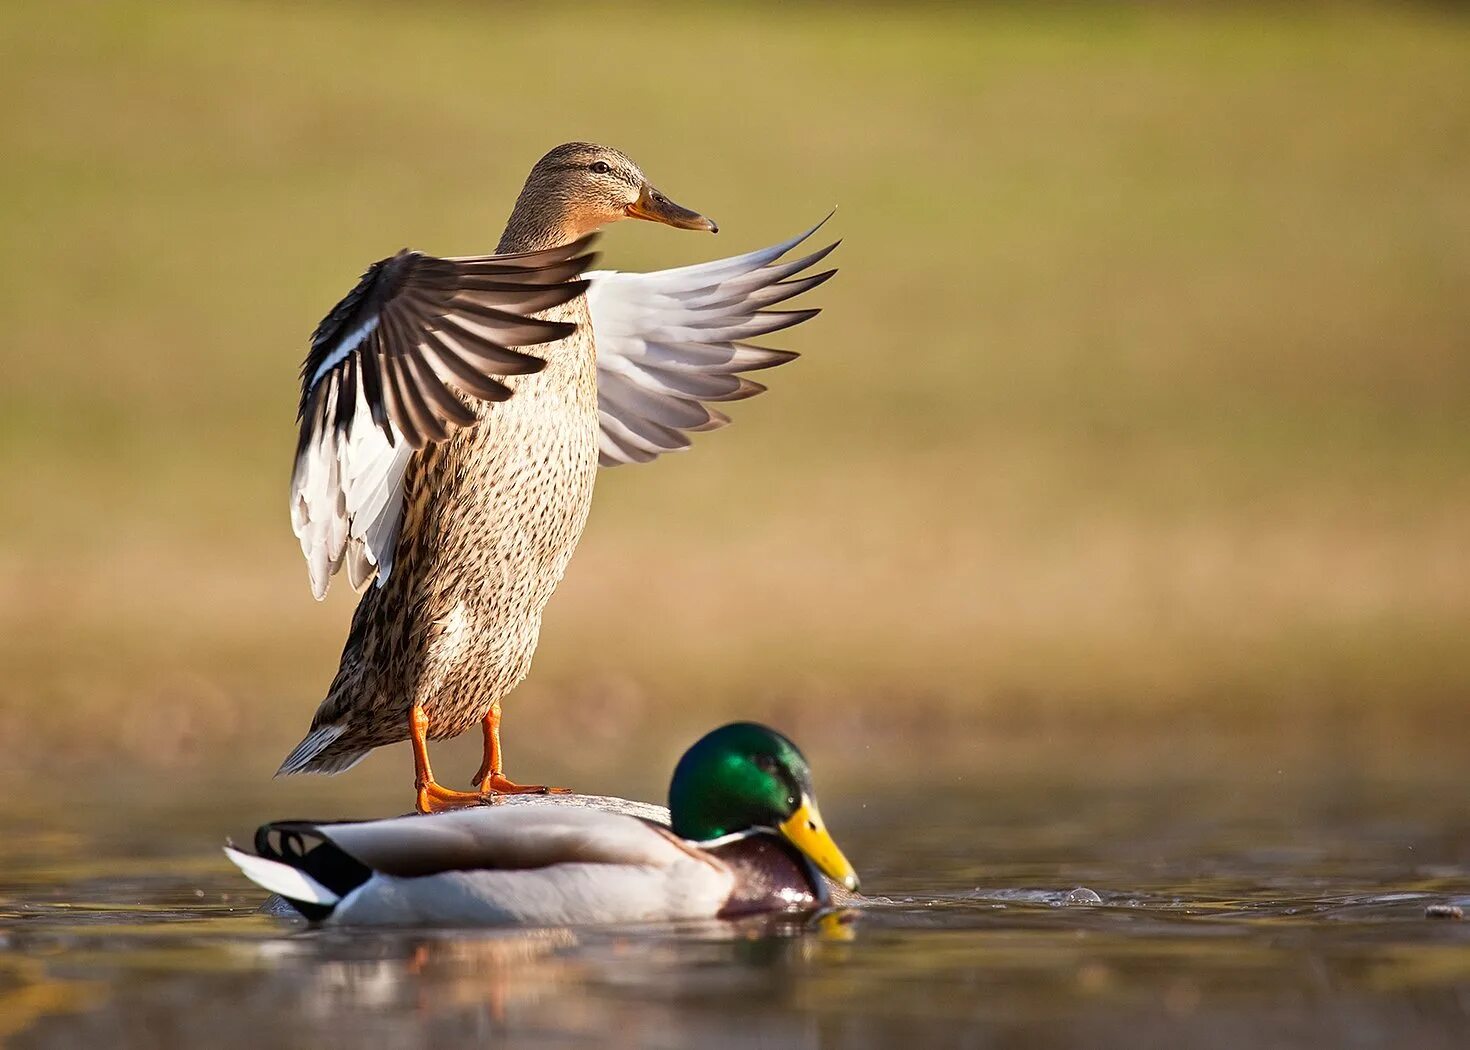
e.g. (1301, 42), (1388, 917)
(1, 1), (1467, 798)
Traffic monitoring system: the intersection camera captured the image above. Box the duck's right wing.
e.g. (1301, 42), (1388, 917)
(290, 236), (598, 599)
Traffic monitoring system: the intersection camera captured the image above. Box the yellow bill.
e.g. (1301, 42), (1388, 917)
(779, 797), (860, 893)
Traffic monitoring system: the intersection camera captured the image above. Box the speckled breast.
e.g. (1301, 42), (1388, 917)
(377, 295), (600, 738)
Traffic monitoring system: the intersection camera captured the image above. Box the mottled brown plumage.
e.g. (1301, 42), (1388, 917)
(277, 143), (835, 809)
(311, 291), (599, 759)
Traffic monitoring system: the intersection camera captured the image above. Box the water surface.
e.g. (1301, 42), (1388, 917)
(3, 765), (1470, 1048)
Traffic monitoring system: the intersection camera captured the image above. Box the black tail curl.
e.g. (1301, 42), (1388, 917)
(253, 820), (374, 921)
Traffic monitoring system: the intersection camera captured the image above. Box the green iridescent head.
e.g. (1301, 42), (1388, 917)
(668, 722), (859, 892)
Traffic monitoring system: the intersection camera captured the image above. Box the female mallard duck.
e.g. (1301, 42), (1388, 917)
(276, 143), (836, 812)
(231, 723), (858, 926)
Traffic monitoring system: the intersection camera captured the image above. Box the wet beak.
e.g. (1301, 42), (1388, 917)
(626, 182), (718, 233)
(779, 796), (860, 893)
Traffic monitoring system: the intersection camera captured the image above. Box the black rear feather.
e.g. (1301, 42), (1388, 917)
(254, 820), (375, 922)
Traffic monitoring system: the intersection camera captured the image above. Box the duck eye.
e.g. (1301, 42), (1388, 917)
(589, 161), (611, 175)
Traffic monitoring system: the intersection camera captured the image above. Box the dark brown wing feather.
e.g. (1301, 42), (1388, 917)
(297, 233), (598, 456)
(290, 234), (598, 598)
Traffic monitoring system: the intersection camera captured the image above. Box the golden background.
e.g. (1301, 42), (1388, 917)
(1, 2), (1466, 803)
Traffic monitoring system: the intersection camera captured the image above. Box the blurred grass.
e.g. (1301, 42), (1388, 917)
(1, 2), (1468, 780)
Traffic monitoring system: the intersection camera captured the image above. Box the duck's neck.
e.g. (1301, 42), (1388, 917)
(496, 190), (581, 254)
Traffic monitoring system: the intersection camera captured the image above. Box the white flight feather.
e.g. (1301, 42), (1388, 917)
(586, 218), (829, 468)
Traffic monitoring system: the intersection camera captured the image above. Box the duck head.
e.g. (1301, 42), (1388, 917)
(668, 722), (860, 892)
(498, 142), (717, 252)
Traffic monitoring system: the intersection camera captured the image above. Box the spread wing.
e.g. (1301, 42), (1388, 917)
(586, 218), (836, 466)
(291, 235), (598, 599)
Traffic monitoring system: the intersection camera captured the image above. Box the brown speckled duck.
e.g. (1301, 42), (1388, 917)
(276, 143), (836, 812)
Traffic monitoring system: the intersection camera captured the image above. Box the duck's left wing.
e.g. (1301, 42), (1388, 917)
(586, 218), (837, 466)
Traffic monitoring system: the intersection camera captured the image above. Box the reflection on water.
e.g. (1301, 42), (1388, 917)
(4, 766), (1470, 1048)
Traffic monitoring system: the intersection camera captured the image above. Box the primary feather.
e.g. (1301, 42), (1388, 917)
(587, 216), (836, 466)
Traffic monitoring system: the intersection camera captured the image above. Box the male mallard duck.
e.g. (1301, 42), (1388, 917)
(275, 143), (836, 812)
(231, 723), (858, 926)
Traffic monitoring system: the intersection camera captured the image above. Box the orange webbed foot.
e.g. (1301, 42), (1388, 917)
(473, 772), (572, 797)
(415, 779), (494, 814)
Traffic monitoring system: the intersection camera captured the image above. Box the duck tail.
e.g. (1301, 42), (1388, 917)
(226, 818), (376, 922)
(275, 723), (369, 777)
(225, 847), (341, 916)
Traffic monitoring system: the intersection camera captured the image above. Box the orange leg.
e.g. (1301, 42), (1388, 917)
(471, 699), (570, 796)
(411, 705), (494, 813)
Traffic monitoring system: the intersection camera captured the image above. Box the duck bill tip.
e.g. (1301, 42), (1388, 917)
(626, 183), (717, 233)
(779, 798), (860, 895)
